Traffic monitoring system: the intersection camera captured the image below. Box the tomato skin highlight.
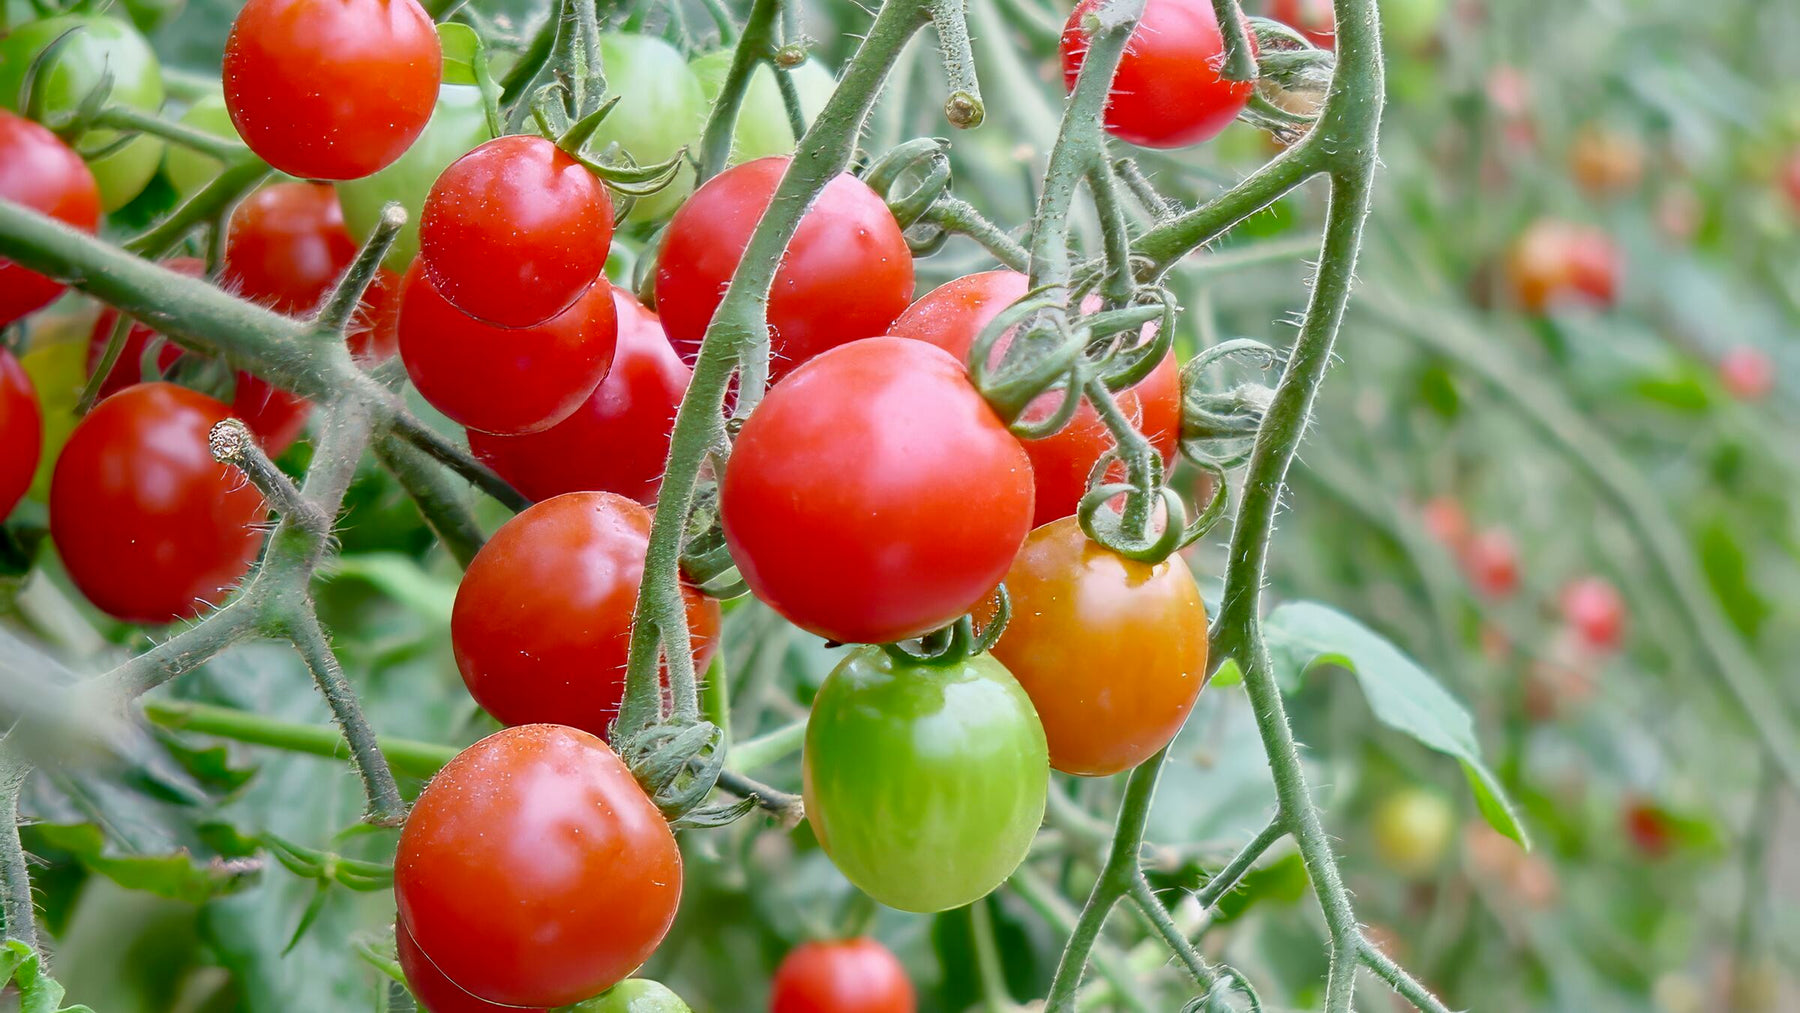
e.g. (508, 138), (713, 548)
(0, 111), (100, 327)
(888, 270), (1181, 527)
(395, 724), (682, 1008)
(987, 517), (1209, 776)
(804, 647), (1048, 913)
(398, 263), (619, 436)
(420, 134), (615, 329)
(0, 350), (42, 521)
(654, 156), (913, 381)
(49, 383), (267, 624)
(450, 491), (719, 740)
(722, 337), (1035, 645)
(770, 938), (917, 1013)
(468, 290), (691, 504)
(1060, 0), (1256, 149)
(397, 921), (544, 1013)
(223, 0), (441, 180)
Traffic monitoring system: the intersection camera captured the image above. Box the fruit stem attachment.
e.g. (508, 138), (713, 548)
(1210, 0), (1257, 82)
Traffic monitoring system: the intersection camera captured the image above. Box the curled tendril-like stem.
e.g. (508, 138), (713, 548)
(863, 137), (954, 230)
(970, 294), (1086, 423)
(883, 585), (1011, 666)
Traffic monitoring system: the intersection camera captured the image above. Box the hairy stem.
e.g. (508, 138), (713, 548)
(140, 699), (456, 780)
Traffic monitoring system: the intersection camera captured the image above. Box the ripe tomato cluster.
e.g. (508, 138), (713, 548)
(0, 1), (1255, 1006)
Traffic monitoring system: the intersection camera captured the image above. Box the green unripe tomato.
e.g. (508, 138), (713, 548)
(336, 84), (492, 270)
(689, 51), (834, 164)
(592, 33), (708, 222)
(1371, 787), (1455, 877)
(556, 979), (693, 1012)
(161, 91), (238, 201)
(0, 15), (166, 212)
(804, 647), (1048, 913)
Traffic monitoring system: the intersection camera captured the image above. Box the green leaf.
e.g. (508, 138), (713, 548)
(1210, 657), (1243, 688)
(24, 821), (260, 904)
(322, 553), (456, 624)
(0, 939), (99, 1012)
(1264, 600), (1530, 848)
(437, 22), (483, 87)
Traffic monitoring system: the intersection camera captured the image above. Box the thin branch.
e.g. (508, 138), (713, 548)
(1358, 936), (1459, 1013)
(282, 608), (407, 826)
(139, 698), (457, 780)
(373, 434), (488, 569)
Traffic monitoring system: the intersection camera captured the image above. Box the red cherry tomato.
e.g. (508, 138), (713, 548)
(1564, 228), (1620, 306)
(468, 290), (690, 504)
(0, 110), (100, 326)
(397, 921), (544, 1013)
(399, 263), (619, 435)
(451, 491), (720, 740)
(987, 517), (1208, 776)
(49, 383), (267, 624)
(770, 938), (917, 1013)
(888, 270), (1180, 526)
(1461, 528), (1519, 598)
(1622, 797), (1672, 859)
(1719, 346), (1774, 401)
(1560, 576), (1624, 651)
(1270, 0), (1335, 47)
(420, 134), (614, 328)
(1060, 0), (1256, 149)
(722, 337), (1034, 645)
(0, 349), (42, 519)
(1419, 496), (1470, 551)
(654, 156), (913, 381)
(1505, 220), (1620, 312)
(222, 0), (440, 180)
(394, 724), (682, 1008)
(87, 258), (207, 401)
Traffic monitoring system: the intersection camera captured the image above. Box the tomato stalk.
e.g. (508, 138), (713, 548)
(1209, 0), (1257, 82)
(694, 0), (783, 185)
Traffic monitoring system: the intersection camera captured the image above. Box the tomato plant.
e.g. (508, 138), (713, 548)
(689, 51), (834, 164)
(48, 383), (266, 624)
(804, 646), (1048, 913)
(987, 516), (1209, 776)
(0, 349), (41, 521)
(468, 289), (690, 503)
(769, 938), (916, 1013)
(420, 134), (614, 328)
(395, 724), (682, 1008)
(589, 32), (709, 220)
(451, 491), (719, 740)
(161, 91), (238, 202)
(0, 111), (99, 327)
(654, 156), (913, 379)
(0, 15), (166, 212)
(721, 337), (1033, 644)
(86, 257), (205, 401)
(223, 0), (441, 180)
(1060, 0), (1255, 148)
(888, 270), (1182, 526)
(397, 262), (619, 435)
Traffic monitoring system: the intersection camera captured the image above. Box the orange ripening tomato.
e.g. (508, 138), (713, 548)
(985, 516), (1208, 776)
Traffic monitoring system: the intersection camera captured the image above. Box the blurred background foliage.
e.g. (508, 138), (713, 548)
(1, 0), (1797, 1009)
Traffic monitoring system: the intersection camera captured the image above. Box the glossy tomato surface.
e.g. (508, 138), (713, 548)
(0, 111), (100, 326)
(394, 724), (682, 1008)
(397, 921), (544, 1013)
(336, 83), (494, 270)
(87, 258), (207, 401)
(1060, 0), (1256, 148)
(888, 270), (1181, 526)
(0, 350), (42, 520)
(420, 134), (614, 328)
(988, 517), (1209, 776)
(223, 0), (440, 180)
(769, 938), (917, 1013)
(450, 492), (719, 740)
(804, 647), (1047, 912)
(0, 16), (165, 211)
(468, 290), (690, 504)
(398, 263), (618, 435)
(49, 383), (267, 624)
(654, 156), (913, 381)
(721, 337), (1034, 644)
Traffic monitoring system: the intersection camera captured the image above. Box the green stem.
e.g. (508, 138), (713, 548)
(1126, 873), (1221, 993)
(1010, 865), (1152, 1013)
(1192, 812), (1285, 910)
(125, 159), (270, 260)
(1130, 146), (1315, 277)
(695, 0), (782, 184)
(1209, 0), (1256, 82)
(372, 436), (488, 569)
(282, 609), (406, 826)
(919, 196), (1030, 270)
(614, 0), (933, 742)
(93, 104), (251, 162)
(1358, 937), (1454, 1013)
(930, 0), (985, 128)
(724, 718), (805, 773)
(140, 700), (456, 779)
(1042, 745), (1168, 1008)
(0, 747), (35, 949)
(970, 900), (1019, 1011)
(384, 413), (531, 512)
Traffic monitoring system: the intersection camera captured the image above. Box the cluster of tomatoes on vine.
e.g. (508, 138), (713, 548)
(0, 0), (1320, 1008)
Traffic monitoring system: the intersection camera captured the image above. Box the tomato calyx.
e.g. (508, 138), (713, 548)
(611, 717), (737, 824)
(880, 585), (1012, 668)
(1242, 17), (1335, 140)
(530, 87), (687, 204)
